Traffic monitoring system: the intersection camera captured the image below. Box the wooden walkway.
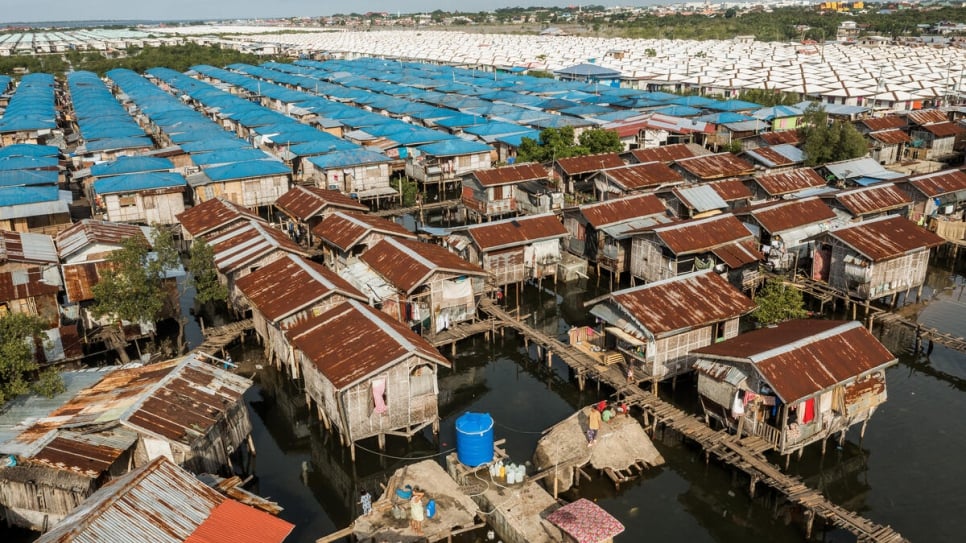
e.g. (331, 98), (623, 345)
(477, 298), (908, 543)
(429, 318), (499, 351)
(370, 198), (460, 218)
(192, 319), (254, 356)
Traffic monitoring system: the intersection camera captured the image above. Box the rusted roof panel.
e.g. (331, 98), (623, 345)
(555, 152), (624, 176)
(579, 194), (667, 227)
(708, 178), (753, 202)
(608, 270), (756, 336)
(0, 230), (58, 265)
(603, 161), (683, 191)
(274, 185), (367, 221)
(752, 167), (826, 196)
(361, 237), (486, 294)
(868, 129), (911, 144)
(62, 261), (110, 303)
(288, 300), (449, 390)
(746, 145), (799, 167)
(468, 213), (568, 251)
(176, 197), (263, 238)
(472, 163), (547, 187)
(628, 143), (698, 163)
(313, 211), (416, 252)
(833, 183), (912, 216)
(0, 266), (60, 302)
(828, 215), (945, 261)
(748, 197), (837, 234)
(906, 168), (966, 197)
(694, 320), (896, 402)
(905, 109), (947, 125)
(235, 254), (365, 323)
(653, 214), (754, 255)
(711, 239), (763, 268)
(758, 131), (800, 145)
(55, 220), (147, 261)
(36, 456), (293, 543)
(919, 121), (965, 137)
(860, 116), (906, 131)
(208, 220), (308, 274)
(675, 152), (755, 180)
(30, 429), (137, 478)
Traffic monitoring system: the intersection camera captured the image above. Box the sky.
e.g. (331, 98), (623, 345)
(2, 1), (638, 24)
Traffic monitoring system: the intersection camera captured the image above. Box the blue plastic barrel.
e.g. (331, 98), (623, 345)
(455, 412), (494, 467)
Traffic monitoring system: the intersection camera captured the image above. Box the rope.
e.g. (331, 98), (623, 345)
(495, 421), (547, 435)
(351, 442), (456, 461)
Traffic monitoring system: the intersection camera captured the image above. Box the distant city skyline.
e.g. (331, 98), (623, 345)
(2, 1), (680, 25)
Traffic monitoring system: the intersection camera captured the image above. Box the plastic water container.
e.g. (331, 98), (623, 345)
(455, 412), (494, 467)
(506, 464), (516, 484)
(426, 499), (436, 519)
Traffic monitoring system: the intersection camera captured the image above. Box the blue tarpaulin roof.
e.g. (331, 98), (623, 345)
(307, 149), (391, 169)
(708, 99), (762, 112)
(193, 148), (275, 167)
(416, 139), (492, 157)
(652, 105), (703, 117)
(82, 136), (155, 153)
(0, 156), (59, 172)
(0, 169), (59, 188)
(91, 156), (174, 177)
(200, 159), (290, 182)
(0, 185), (63, 207)
(0, 144), (59, 159)
(92, 171), (187, 194)
(288, 139), (362, 157)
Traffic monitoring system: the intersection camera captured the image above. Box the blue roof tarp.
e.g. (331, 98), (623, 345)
(91, 156), (174, 177)
(92, 171), (187, 195)
(416, 139), (492, 157)
(0, 144), (59, 159)
(307, 149), (391, 169)
(201, 159), (290, 182)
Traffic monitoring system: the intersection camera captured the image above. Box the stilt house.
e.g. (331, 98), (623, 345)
(553, 152), (625, 195)
(811, 215), (944, 301)
(90, 171), (188, 225)
(737, 197), (838, 273)
(898, 168), (966, 223)
(587, 270), (756, 386)
(235, 254), (367, 378)
(287, 300), (451, 461)
(175, 196), (263, 242)
(273, 185), (368, 236)
(461, 162), (548, 222)
(313, 212), (417, 270)
(825, 183), (912, 220)
(454, 214), (568, 286)
(746, 168), (829, 203)
(589, 161), (684, 201)
(692, 319), (898, 456)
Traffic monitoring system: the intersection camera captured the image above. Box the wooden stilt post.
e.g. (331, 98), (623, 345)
(378, 433), (386, 451)
(749, 475), (758, 498)
(350, 442), (356, 463)
(859, 417), (869, 445)
(804, 509), (815, 539)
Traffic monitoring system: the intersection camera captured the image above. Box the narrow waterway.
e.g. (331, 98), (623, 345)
(226, 253), (966, 543)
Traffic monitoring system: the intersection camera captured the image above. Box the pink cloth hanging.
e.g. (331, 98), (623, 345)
(371, 379), (387, 414)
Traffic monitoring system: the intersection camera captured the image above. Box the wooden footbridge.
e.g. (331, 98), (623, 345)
(476, 298), (908, 543)
(370, 198), (460, 218)
(191, 319), (253, 356)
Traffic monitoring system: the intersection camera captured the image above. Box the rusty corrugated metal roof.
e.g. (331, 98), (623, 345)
(827, 215), (945, 261)
(30, 429), (138, 478)
(905, 109), (948, 125)
(752, 167), (826, 196)
(467, 213), (568, 251)
(758, 131), (800, 145)
(652, 214), (755, 255)
(471, 163), (547, 187)
(555, 152), (625, 175)
(906, 168), (966, 197)
(868, 128), (911, 144)
(287, 300), (449, 390)
(746, 145), (799, 167)
(235, 254), (366, 323)
(273, 185), (367, 221)
(919, 121), (965, 137)
(0, 230), (58, 265)
(602, 161), (683, 191)
(579, 194), (667, 228)
(208, 220), (309, 274)
(674, 152), (755, 180)
(860, 116), (906, 131)
(747, 197), (837, 234)
(693, 319), (897, 402)
(0, 266), (60, 302)
(708, 178), (753, 202)
(36, 456), (293, 543)
(627, 143), (698, 163)
(176, 197), (263, 238)
(55, 220), (147, 261)
(832, 183), (912, 216)
(313, 211), (416, 252)
(62, 261), (111, 303)
(711, 239), (763, 268)
(604, 270), (756, 337)
(361, 237), (487, 294)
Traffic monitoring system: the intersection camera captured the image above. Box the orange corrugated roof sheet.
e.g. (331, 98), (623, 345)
(184, 499), (294, 543)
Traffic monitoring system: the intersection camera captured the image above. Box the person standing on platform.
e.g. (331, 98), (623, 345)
(586, 405), (602, 447)
(410, 488), (425, 535)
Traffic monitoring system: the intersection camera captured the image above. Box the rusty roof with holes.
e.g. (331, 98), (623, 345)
(751, 168), (827, 196)
(694, 319), (897, 402)
(0, 266), (60, 302)
(313, 211), (416, 252)
(361, 237), (486, 294)
(627, 143), (699, 163)
(235, 254), (365, 323)
(674, 152), (755, 180)
(287, 300), (449, 390)
(578, 194), (667, 227)
(905, 168), (966, 197)
(467, 213), (568, 251)
(62, 260), (113, 303)
(273, 185), (367, 221)
(905, 109), (948, 125)
(600, 270), (755, 337)
(745, 197), (837, 233)
(868, 129), (911, 144)
(832, 183), (912, 216)
(555, 152), (625, 176)
(176, 197), (263, 239)
(471, 163), (548, 187)
(826, 215), (945, 261)
(651, 214), (754, 255)
(860, 116), (906, 131)
(759, 131), (800, 145)
(601, 162), (684, 191)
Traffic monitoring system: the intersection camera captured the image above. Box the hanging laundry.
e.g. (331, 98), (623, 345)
(371, 379), (387, 414)
(731, 392), (745, 418)
(802, 397), (816, 424)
